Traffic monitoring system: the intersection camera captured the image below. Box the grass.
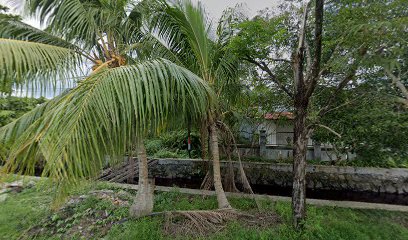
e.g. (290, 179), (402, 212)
(0, 182), (407, 240)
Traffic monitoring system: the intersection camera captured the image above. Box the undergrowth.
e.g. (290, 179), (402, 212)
(0, 182), (407, 240)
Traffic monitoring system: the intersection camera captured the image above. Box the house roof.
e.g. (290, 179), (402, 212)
(265, 112), (294, 120)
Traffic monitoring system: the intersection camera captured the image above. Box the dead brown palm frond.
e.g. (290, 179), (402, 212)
(157, 208), (280, 237)
(159, 209), (252, 237)
(199, 120), (255, 195)
(216, 121), (254, 194)
(220, 143), (239, 193)
(200, 169), (213, 190)
(216, 120), (261, 210)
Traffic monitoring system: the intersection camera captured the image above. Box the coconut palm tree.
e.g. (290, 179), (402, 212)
(0, 0), (213, 217)
(147, 0), (242, 209)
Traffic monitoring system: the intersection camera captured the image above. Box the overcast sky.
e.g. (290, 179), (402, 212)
(1, 0), (281, 28)
(193, 0), (280, 20)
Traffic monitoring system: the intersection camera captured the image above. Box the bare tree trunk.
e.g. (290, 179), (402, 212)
(292, 105), (308, 229)
(291, 0), (324, 229)
(129, 143), (155, 218)
(209, 118), (231, 209)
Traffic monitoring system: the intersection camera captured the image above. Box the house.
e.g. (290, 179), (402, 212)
(261, 112), (314, 146)
(238, 112), (354, 161)
(239, 111), (313, 146)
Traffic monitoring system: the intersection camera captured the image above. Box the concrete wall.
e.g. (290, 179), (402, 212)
(235, 145), (354, 161)
(149, 159), (408, 194)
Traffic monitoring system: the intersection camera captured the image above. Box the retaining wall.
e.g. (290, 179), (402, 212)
(149, 159), (408, 194)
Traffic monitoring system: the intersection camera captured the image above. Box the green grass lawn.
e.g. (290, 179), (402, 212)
(0, 181), (407, 240)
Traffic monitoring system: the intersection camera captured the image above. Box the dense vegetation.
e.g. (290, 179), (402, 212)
(0, 97), (46, 164)
(145, 130), (201, 159)
(0, 97), (46, 127)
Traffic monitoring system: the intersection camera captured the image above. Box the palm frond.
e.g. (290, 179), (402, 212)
(1, 58), (213, 200)
(149, 0), (211, 79)
(25, 0), (99, 46)
(0, 38), (81, 90)
(25, 0), (143, 51)
(0, 13), (77, 49)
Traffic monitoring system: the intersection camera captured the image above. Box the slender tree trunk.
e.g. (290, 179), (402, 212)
(200, 122), (208, 161)
(129, 143), (155, 218)
(292, 46), (309, 228)
(127, 148), (136, 184)
(292, 103), (308, 229)
(291, 0), (324, 229)
(209, 117), (231, 209)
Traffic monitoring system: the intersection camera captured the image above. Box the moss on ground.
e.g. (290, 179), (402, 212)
(0, 182), (407, 240)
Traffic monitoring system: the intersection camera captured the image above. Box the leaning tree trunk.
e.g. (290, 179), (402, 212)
(129, 143), (155, 218)
(209, 118), (231, 209)
(292, 99), (309, 229)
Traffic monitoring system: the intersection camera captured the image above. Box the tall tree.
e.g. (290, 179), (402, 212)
(0, 0), (213, 217)
(229, 0), (406, 228)
(291, 0), (324, 229)
(147, 0), (243, 209)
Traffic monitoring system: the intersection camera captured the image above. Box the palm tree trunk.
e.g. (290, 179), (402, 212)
(127, 152), (136, 184)
(200, 122), (208, 161)
(209, 118), (231, 209)
(129, 143), (155, 218)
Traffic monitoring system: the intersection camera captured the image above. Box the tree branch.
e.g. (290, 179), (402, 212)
(304, 38), (312, 79)
(317, 124), (341, 138)
(305, 0), (324, 98)
(384, 68), (408, 104)
(244, 55), (294, 98)
(294, 1), (311, 91)
(317, 67), (358, 118)
(318, 45), (367, 118)
(269, 58), (293, 63)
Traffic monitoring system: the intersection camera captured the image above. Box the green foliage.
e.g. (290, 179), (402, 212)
(0, 39), (80, 90)
(0, 97), (46, 163)
(228, 14), (291, 61)
(313, 84), (408, 168)
(0, 59), (212, 202)
(227, 0), (408, 169)
(0, 97), (46, 127)
(0, 187), (53, 239)
(145, 130), (201, 158)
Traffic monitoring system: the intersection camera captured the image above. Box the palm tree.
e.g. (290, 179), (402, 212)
(0, 0), (213, 217)
(147, 0), (242, 209)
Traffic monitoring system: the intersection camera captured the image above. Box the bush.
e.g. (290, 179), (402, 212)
(144, 139), (164, 156)
(153, 149), (184, 158)
(144, 130), (201, 159)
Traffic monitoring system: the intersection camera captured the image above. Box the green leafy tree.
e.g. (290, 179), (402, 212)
(313, 83), (408, 167)
(229, 0), (407, 228)
(0, 0), (213, 218)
